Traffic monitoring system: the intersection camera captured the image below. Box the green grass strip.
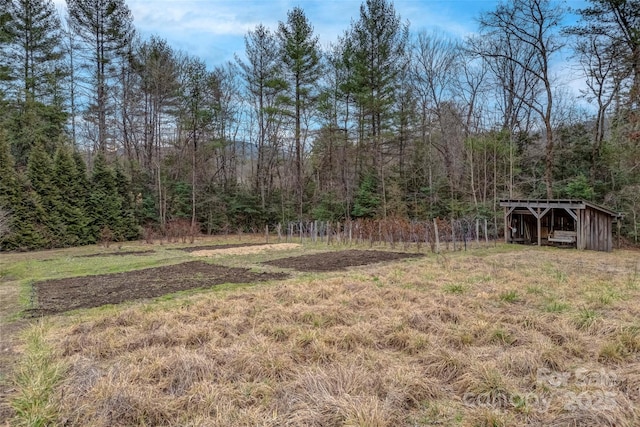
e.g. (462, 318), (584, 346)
(11, 322), (63, 427)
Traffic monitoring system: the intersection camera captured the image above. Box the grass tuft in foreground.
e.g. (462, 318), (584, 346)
(11, 322), (64, 427)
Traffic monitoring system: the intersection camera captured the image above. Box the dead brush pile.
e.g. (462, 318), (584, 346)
(41, 248), (640, 426)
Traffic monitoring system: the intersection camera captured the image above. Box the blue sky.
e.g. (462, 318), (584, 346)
(52, 0), (591, 99)
(125, 0), (493, 66)
(103, 0), (585, 67)
(52, 0), (589, 67)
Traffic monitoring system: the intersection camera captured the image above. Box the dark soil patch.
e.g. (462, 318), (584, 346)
(264, 249), (424, 272)
(27, 261), (288, 316)
(178, 243), (268, 253)
(79, 250), (156, 258)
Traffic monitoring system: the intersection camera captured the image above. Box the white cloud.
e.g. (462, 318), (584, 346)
(129, 1), (267, 36)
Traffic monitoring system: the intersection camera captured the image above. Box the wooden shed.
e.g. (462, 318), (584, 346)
(500, 199), (622, 252)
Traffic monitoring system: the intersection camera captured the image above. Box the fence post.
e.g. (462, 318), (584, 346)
(424, 221), (430, 252)
(313, 220), (318, 243)
(493, 217), (498, 246)
(433, 218), (440, 253)
(476, 219), (480, 247)
(451, 218), (456, 251)
(409, 221), (414, 251)
(484, 219), (489, 244)
(265, 224), (269, 244)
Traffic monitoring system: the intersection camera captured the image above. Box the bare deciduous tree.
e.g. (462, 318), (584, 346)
(411, 31), (464, 201)
(574, 33), (626, 182)
(474, 0), (565, 198)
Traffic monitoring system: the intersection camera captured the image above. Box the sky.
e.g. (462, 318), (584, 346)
(52, 0), (592, 101)
(125, 0), (491, 65)
(53, 0), (587, 68)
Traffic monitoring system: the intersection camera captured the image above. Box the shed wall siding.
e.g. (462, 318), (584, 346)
(580, 207), (613, 252)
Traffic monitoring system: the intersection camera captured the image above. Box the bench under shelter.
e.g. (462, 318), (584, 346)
(500, 199), (622, 252)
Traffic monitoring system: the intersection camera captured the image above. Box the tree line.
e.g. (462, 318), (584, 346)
(0, 0), (639, 250)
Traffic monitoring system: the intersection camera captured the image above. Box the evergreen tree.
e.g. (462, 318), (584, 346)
(26, 141), (60, 246)
(564, 174), (595, 200)
(114, 163), (139, 240)
(0, 206), (10, 243)
(0, 0), (14, 88)
(1, 0), (66, 164)
(0, 132), (19, 200)
(66, 0), (134, 152)
(349, 0), (408, 169)
(0, 131), (18, 248)
(352, 171), (380, 218)
(277, 7), (322, 218)
(72, 150), (92, 243)
(0, 131), (45, 249)
(53, 145), (88, 246)
(88, 152), (122, 242)
(347, 0), (408, 218)
(6, 99), (67, 164)
(178, 56), (210, 230)
(4, 0), (64, 102)
(72, 150), (89, 201)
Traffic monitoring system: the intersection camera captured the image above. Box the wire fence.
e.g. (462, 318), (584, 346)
(268, 217), (502, 253)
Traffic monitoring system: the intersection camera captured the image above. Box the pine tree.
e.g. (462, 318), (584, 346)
(0, 131), (19, 199)
(349, 0), (408, 167)
(0, 0), (14, 88)
(277, 7), (322, 218)
(6, 99), (67, 164)
(352, 171), (380, 218)
(114, 164), (139, 240)
(88, 152), (120, 242)
(71, 150), (92, 243)
(5, 0), (64, 102)
(0, 131), (18, 248)
(66, 0), (134, 152)
(72, 150), (89, 198)
(53, 145), (88, 246)
(0, 131), (45, 249)
(347, 0), (408, 217)
(1, 0), (66, 164)
(87, 153), (139, 243)
(179, 56), (210, 231)
(27, 141), (60, 246)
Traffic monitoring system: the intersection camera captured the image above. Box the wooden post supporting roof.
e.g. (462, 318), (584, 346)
(524, 206), (550, 246)
(537, 208), (541, 246)
(504, 206), (508, 243)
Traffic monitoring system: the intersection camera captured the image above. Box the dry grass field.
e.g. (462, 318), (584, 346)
(2, 238), (640, 426)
